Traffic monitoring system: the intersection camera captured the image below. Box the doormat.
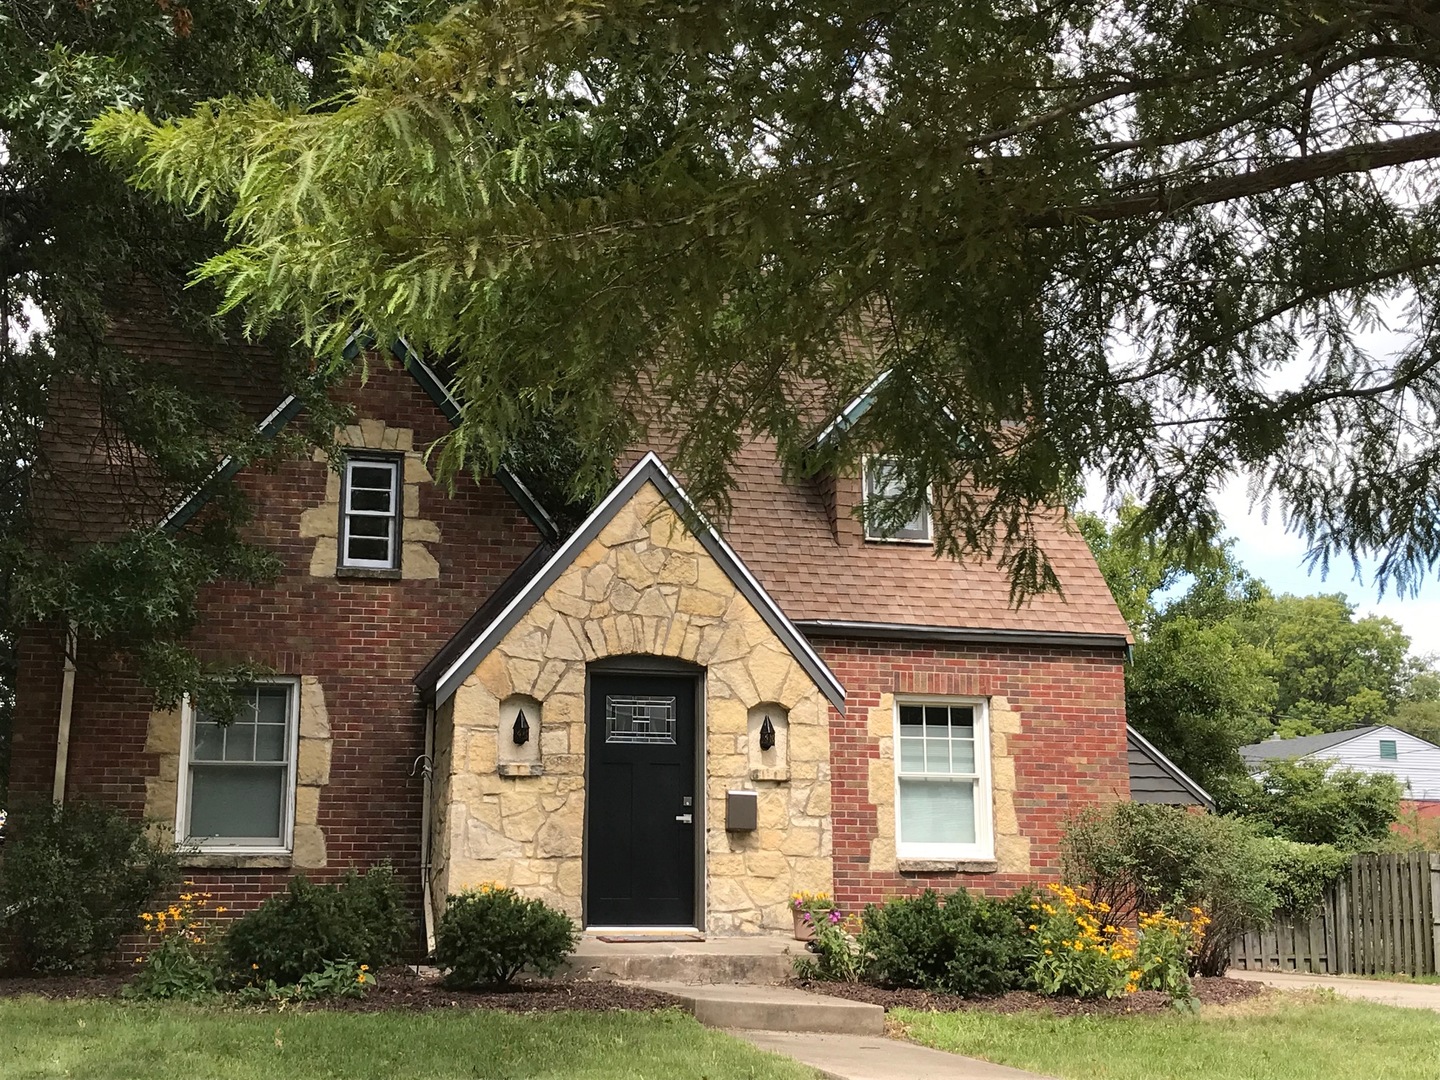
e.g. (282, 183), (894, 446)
(594, 934), (706, 943)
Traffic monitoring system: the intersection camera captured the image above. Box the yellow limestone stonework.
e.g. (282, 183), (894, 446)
(300, 420), (442, 579)
(430, 480), (833, 932)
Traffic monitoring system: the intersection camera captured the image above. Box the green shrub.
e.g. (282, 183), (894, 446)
(1225, 759), (1401, 848)
(859, 889), (1030, 996)
(0, 800), (178, 973)
(1062, 803), (1346, 975)
(435, 884), (577, 987)
(222, 866), (413, 984)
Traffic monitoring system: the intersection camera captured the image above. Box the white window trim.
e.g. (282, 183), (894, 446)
(340, 456), (401, 569)
(893, 696), (994, 861)
(174, 678), (301, 855)
(862, 454), (932, 544)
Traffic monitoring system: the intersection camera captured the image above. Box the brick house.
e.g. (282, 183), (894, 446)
(10, 311), (1131, 939)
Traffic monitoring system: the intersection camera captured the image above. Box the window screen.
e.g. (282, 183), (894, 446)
(184, 683), (295, 849)
(897, 703), (979, 850)
(863, 457), (931, 541)
(342, 458), (400, 568)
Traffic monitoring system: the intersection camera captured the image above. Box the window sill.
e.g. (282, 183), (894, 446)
(336, 565), (402, 581)
(178, 852), (294, 870)
(897, 857), (999, 874)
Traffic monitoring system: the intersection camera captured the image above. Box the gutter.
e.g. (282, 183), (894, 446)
(792, 619), (1132, 650)
(52, 623), (78, 804)
(418, 702), (438, 956)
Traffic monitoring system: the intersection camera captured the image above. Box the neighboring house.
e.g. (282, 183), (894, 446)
(1239, 726), (1440, 803)
(10, 300), (1133, 937)
(1126, 726), (1215, 812)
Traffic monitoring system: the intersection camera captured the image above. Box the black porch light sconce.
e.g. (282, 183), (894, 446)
(758, 713), (776, 751)
(512, 709), (531, 746)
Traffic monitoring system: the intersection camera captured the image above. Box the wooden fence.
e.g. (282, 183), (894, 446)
(1228, 852), (1440, 975)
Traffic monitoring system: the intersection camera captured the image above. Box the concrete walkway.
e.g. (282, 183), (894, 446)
(738, 1030), (1054, 1080)
(645, 981), (885, 1034)
(1228, 969), (1440, 1013)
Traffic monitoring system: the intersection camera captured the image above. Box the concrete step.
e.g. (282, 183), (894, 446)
(562, 934), (798, 985)
(641, 981), (885, 1035)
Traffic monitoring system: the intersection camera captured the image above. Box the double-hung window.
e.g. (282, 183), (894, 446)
(895, 700), (993, 859)
(863, 456), (931, 542)
(341, 456), (401, 569)
(180, 681), (299, 852)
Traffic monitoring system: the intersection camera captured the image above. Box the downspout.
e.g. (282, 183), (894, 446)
(418, 701), (437, 956)
(52, 623), (78, 804)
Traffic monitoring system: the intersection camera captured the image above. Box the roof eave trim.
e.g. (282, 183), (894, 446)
(1127, 724), (1217, 812)
(432, 452), (847, 713)
(793, 619), (1132, 650)
(158, 394), (302, 532)
(808, 369), (891, 450)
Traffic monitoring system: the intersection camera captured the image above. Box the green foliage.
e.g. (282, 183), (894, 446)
(88, 0), (1440, 603)
(1127, 616), (1277, 791)
(236, 959), (377, 1004)
(221, 867), (414, 985)
(434, 885), (577, 988)
(1225, 760), (1402, 849)
(857, 889), (1030, 997)
(1255, 837), (1350, 914)
(1061, 803), (1279, 975)
(125, 934), (220, 1002)
(0, 800), (178, 974)
(793, 914), (863, 984)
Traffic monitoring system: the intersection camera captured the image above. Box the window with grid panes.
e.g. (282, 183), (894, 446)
(341, 457), (400, 568)
(181, 682), (297, 850)
(863, 456), (931, 542)
(895, 701), (992, 858)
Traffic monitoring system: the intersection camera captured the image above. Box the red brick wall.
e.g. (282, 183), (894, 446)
(813, 636), (1130, 911)
(9, 364), (543, 920)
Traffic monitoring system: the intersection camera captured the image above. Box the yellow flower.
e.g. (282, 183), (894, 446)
(252, 963), (260, 970)
(360, 965), (369, 972)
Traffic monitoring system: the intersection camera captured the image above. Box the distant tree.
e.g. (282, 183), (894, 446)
(1241, 595), (1411, 734)
(1224, 759), (1402, 849)
(1391, 657), (1440, 746)
(1126, 616), (1276, 792)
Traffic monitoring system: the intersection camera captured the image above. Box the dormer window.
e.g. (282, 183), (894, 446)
(341, 456), (401, 569)
(863, 456), (931, 543)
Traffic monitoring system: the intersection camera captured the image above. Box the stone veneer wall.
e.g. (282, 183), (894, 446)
(142, 675), (333, 869)
(432, 480), (833, 932)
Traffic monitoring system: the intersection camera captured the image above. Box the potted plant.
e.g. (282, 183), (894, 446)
(789, 891), (835, 941)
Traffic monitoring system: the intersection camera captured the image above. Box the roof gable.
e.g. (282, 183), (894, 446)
(162, 335), (558, 541)
(1127, 725), (1216, 811)
(1239, 726), (1384, 764)
(424, 452), (847, 711)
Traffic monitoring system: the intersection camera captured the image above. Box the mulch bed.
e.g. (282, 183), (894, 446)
(795, 975), (1266, 1017)
(0, 967), (682, 1014)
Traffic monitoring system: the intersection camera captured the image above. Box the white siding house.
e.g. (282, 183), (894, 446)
(1239, 725), (1440, 802)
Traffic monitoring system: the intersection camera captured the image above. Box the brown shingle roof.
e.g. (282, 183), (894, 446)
(623, 436), (1130, 642)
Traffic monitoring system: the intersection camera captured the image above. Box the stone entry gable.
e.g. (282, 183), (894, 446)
(428, 454), (843, 933)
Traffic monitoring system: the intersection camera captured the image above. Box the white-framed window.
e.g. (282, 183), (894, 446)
(177, 680), (300, 853)
(341, 456), (401, 569)
(863, 455), (931, 542)
(894, 698), (993, 860)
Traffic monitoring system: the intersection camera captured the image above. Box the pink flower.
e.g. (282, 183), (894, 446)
(828, 910), (842, 924)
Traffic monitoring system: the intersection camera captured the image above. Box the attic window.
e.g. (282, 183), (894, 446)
(863, 456), (931, 543)
(341, 456), (401, 569)
(1380, 739), (1398, 761)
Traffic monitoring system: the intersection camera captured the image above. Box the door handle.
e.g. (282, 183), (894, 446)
(675, 814), (693, 824)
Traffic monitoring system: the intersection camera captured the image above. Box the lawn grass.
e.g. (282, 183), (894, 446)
(896, 995), (1440, 1080)
(0, 999), (817, 1080)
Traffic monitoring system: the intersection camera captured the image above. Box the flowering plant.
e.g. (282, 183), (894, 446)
(789, 891), (835, 915)
(1026, 885), (1207, 999)
(126, 884), (226, 1001)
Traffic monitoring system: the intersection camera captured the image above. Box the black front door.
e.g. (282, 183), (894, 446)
(587, 673), (697, 926)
